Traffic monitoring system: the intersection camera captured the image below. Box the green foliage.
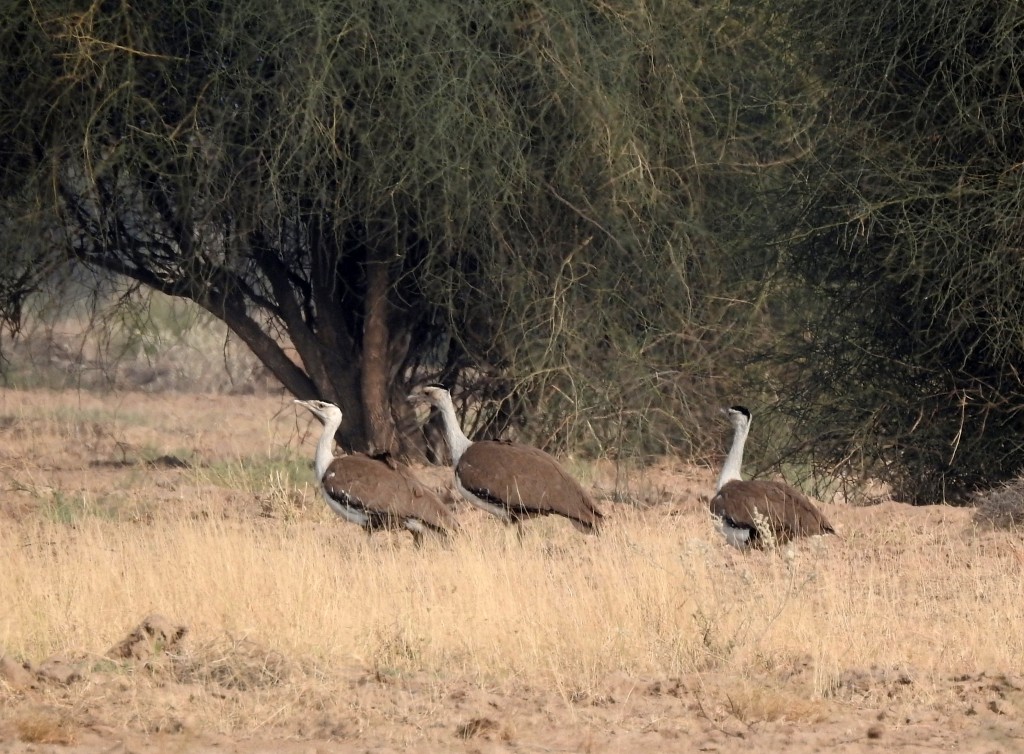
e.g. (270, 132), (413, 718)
(0, 0), (790, 459)
(17, 0), (1020, 504)
(203, 453), (310, 495)
(4, 285), (269, 393)
(43, 490), (121, 524)
(761, 0), (1024, 502)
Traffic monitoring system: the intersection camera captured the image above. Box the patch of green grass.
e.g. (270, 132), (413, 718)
(45, 405), (149, 429)
(89, 658), (125, 674)
(8, 404), (151, 449)
(202, 452), (309, 491)
(2, 365), (76, 392)
(200, 452), (313, 520)
(43, 490), (124, 524)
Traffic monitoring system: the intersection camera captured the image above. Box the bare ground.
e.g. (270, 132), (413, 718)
(2, 648), (1023, 753)
(1, 389), (1023, 753)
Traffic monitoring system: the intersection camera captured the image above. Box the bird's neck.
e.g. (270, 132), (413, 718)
(314, 414), (342, 479)
(716, 421), (748, 492)
(434, 397), (473, 466)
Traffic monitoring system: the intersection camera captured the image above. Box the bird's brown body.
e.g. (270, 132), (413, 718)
(712, 405), (835, 549)
(711, 479), (834, 548)
(321, 453), (460, 542)
(456, 440), (603, 532)
(407, 385), (603, 534)
(295, 399), (458, 545)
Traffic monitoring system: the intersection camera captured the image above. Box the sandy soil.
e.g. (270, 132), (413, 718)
(1, 390), (1023, 753)
(2, 652), (1023, 753)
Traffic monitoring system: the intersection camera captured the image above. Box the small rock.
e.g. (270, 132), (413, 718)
(866, 724), (884, 739)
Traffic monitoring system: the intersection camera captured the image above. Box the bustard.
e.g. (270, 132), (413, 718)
(711, 405), (834, 549)
(294, 399), (458, 546)
(407, 384), (603, 535)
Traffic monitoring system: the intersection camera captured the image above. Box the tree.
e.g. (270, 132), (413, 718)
(764, 0), (1024, 502)
(1, 0), (801, 459)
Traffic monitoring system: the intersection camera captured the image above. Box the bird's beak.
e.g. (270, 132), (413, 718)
(406, 391), (422, 404)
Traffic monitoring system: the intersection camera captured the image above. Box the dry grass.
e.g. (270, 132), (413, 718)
(1, 388), (1023, 746)
(10, 708), (78, 745)
(973, 475), (1024, 530)
(10, 506), (1019, 693)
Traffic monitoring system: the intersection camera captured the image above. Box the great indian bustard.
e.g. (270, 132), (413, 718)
(710, 405), (834, 549)
(294, 399), (459, 546)
(407, 384), (604, 535)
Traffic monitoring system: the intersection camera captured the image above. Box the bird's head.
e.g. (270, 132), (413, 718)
(406, 383), (451, 410)
(722, 405), (752, 430)
(294, 399), (343, 426)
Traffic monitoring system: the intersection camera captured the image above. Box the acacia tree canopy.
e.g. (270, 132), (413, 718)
(5, 0), (1021, 501)
(765, 0), (1024, 502)
(0, 0), (786, 457)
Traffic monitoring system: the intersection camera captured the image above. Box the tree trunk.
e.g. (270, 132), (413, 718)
(362, 248), (397, 456)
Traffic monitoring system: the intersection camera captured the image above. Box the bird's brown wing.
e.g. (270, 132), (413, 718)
(322, 454), (458, 533)
(390, 463), (461, 534)
(712, 479), (833, 543)
(457, 441), (602, 530)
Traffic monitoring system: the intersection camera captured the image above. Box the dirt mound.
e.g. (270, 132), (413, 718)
(952, 671), (1024, 718)
(1, 614), (188, 693)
